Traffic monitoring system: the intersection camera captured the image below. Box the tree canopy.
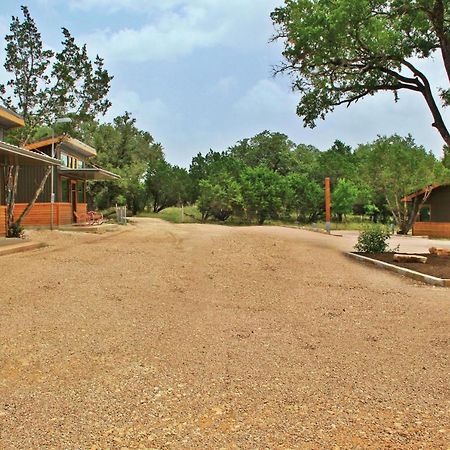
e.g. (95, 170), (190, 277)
(271, 0), (450, 147)
(0, 6), (112, 143)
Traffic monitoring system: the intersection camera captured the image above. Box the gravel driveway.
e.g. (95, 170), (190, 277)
(0, 218), (449, 448)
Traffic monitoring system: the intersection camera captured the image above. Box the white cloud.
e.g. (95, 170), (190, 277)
(105, 89), (171, 135)
(236, 78), (297, 117)
(77, 0), (280, 63)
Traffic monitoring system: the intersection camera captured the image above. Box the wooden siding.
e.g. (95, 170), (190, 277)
(16, 166), (52, 203)
(413, 222), (450, 238)
(0, 206), (6, 236)
(13, 203), (73, 227)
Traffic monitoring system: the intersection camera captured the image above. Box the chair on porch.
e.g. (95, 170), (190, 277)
(73, 210), (104, 226)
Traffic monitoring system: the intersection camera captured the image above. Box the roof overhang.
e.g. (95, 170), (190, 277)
(58, 167), (120, 180)
(0, 106), (25, 129)
(401, 183), (449, 202)
(0, 141), (61, 166)
(25, 135), (97, 158)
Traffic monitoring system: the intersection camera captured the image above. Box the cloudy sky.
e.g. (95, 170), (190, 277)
(1, 1), (449, 166)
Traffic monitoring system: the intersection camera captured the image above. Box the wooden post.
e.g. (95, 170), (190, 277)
(325, 177), (331, 234)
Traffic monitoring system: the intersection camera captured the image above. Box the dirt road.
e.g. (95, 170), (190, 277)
(0, 218), (449, 448)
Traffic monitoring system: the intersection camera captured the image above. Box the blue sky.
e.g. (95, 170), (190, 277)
(1, 1), (449, 167)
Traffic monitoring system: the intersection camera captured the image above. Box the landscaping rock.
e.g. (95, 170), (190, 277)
(393, 254), (428, 264)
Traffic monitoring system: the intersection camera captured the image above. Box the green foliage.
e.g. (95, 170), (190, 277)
(354, 226), (393, 253)
(145, 159), (191, 213)
(240, 166), (289, 225)
(6, 223), (24, 239)
(229, 130), (296, 175)
(0, 6), (112, 143)
(443, 146), (450, 170)
(332, 178), (359, 221)
(197, 176), (242, 222)
(286, 173), (323, 222)
(356, 134), (449, 233)
(271, 0), (450, 147)
(140, 206), (201, 224)
(317, 140), (356, 185)
(81, 113), (164, 215)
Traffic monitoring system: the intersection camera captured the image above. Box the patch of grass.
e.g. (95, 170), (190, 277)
(139, 206), (201, 223)
(139, 207), (380, 230)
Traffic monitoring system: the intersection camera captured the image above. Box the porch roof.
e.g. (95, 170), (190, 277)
(58, 166), (120, 180)
(0, 106), (25, 129)
(401, 183), (450, 202)
(25, 135), (97, 158)
(0, 141), (61, 166)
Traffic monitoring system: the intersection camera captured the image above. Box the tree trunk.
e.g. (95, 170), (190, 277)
(6, 165), (20, 237)
(12, 165), (52, 232)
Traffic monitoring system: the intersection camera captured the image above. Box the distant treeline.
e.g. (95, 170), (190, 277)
(143, 131), (450, 234)
(49, 118), (448, 234)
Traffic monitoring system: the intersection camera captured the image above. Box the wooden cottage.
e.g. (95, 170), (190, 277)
(23, 135), (120, 226)
(0, 107), (61, 236)
(403, 183), (450, 238)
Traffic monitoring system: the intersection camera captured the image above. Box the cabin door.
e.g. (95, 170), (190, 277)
(70, 181), (78, 222)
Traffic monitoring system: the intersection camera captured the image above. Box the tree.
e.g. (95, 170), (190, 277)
(356, 135), (449, 233)
(0, 6), (112, 235)
(229, 131), (296, 175)
(240, 166), (289, 224)
(145, 159), (191, 213)
(317, 140), (356, 184)
(443, 146), (450, 169)
(286, 173), (323, 222)
(197, 176), (242, 222)
(83, 113), (164, 214)
(271, 0), (450, 147)
(1, 6), (112, 144)
(331, 178), (359, 222)
(189, 150), (244, 202)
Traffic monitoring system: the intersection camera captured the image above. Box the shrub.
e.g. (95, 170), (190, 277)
(7, 223), (24, 238)
(354, 226), (392, 253)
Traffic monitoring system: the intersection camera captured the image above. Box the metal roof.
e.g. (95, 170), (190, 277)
(25, 135), (97, 158)
(58, 167), (120, 180)
(0, 141), (61, 166)
(0, 106), (25, 129)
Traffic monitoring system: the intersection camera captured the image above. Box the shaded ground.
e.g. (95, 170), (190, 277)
(0, 218), (449, 449)
(359, 252), (450, 279)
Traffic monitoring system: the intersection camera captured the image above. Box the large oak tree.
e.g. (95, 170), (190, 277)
(271, 0), (450, 147)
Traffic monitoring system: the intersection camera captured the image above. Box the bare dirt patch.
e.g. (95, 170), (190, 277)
(358, 252), (450, 279)
(0, 219), (449, 448)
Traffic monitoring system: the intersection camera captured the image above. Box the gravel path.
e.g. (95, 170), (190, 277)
(0, 218), (449, 448)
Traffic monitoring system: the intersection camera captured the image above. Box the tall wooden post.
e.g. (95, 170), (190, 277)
(325, 177), (331, 234)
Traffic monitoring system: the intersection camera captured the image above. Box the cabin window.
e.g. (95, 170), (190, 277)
(61, 178), (69, 202)
(60, 152), (69, 167)
(77, 181), (85, 203)
(419, 205), (431, 222)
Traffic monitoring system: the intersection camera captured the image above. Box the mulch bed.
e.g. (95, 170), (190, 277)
(357, 252), (450, 279)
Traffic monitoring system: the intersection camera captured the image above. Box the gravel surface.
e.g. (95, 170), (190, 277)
(0, 218), (449, 449)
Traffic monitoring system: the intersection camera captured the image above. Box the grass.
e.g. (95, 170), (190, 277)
(139, 207), (380, 231)
(139, 206), (202, 224)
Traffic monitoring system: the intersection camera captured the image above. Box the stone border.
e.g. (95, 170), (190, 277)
(346, 252), (450, 287)
(0, 241), (46, 257)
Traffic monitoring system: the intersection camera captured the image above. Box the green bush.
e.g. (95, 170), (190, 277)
(7, 223), (24, 238)
(354, 226), (392, 253)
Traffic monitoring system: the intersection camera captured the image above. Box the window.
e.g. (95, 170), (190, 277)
(77, 181), (85, 203)
(61, 178), (69, 202)
(419, 205), (431, 222)
(60, 152), (69, 167)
